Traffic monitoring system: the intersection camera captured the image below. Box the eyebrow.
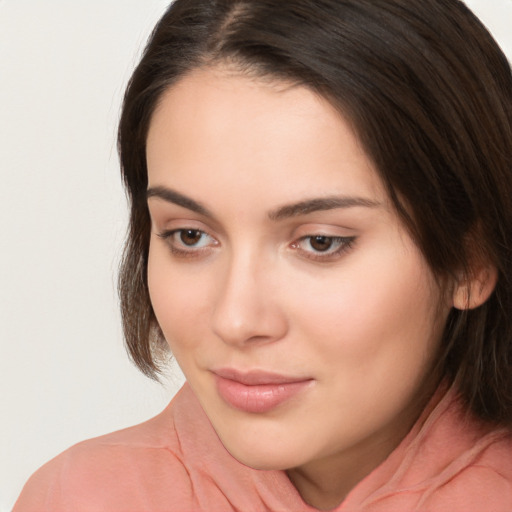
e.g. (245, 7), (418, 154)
(147, 186), (213, 217)
(268, 196), (381, 220)
(147, 185), (380, 221)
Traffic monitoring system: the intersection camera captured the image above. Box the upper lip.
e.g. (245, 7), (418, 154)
(212, 368), (312, 385)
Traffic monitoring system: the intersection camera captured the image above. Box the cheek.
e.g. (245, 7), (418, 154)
(287, 245), (444, 368)
(147, 241), (211, 350)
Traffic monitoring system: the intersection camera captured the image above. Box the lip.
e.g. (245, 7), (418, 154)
(212, 368), (313, 413)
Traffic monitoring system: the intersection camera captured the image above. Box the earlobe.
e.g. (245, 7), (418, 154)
(452, 264), (498, 310)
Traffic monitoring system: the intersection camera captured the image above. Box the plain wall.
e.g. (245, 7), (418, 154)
(1, 1), (511, 510)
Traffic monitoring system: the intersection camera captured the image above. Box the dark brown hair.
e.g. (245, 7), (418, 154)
(118, 0), (512, 425)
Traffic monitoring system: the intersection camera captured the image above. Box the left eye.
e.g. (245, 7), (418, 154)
(295, 235), (355, 256)
(307, 235), (338, 252)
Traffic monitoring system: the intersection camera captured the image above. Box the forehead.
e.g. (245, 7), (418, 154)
(146, 67), (386, 206)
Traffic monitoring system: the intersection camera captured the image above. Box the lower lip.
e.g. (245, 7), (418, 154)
(215, 376), (312, 413)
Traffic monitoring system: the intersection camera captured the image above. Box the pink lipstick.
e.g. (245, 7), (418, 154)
(213, 369), (313, 413)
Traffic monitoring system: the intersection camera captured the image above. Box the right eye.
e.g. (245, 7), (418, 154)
(157, 228), (218, 256)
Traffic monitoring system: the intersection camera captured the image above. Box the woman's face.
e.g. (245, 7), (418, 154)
(146, 67), (451, 476)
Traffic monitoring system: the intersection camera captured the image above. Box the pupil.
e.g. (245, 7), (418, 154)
(311, 236), (333, 251)
(180, 230), (201, 246)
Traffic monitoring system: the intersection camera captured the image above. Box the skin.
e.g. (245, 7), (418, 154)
(145, 67), (454, 509)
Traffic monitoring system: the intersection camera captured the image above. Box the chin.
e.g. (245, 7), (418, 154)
(214, 423), (306, 471)
(226, 445), (298, 471)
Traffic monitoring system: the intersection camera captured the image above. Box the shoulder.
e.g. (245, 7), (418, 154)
(412, 389), (512, 511)
(361, 385), (512, 511)
(422, 433), (512, 511)
(14, 383), (291, 512)
(13, 386), (196, 512)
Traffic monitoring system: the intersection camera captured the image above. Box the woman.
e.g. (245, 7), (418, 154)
(15, 0), (512, 510)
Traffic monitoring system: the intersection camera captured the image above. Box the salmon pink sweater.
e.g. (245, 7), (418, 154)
(14, 382), (512, 511)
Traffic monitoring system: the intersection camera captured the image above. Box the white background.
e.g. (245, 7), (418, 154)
(1, 1), (511, 510)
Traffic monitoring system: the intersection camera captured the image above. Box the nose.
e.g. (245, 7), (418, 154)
(211, 250), (288, 348)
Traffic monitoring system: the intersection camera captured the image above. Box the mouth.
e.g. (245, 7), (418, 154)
(212, 368), (314, 414)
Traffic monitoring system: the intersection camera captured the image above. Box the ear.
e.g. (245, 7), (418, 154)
(452, 263), (498, 310)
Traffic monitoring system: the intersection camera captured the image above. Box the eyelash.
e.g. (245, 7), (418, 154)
(157, 229), (356, 262)
(292, 235), (356, 262)
(157, 229), (217, 258)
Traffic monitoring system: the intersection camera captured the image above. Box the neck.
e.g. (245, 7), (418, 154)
(287, 381), (440, 510)
(286, 427), (406, 510)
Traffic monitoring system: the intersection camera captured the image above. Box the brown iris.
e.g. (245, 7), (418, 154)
(309, 236), (334, 252)
(180, 229), (202, 246)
